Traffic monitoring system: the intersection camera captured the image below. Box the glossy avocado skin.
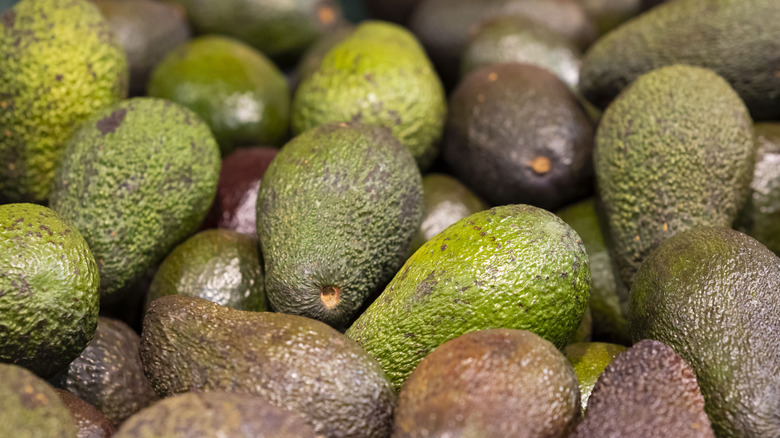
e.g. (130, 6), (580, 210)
(595, 65), (754, 290)
(139, 295), (396, 438)
(55, 389), (115, 438)
(0, 0), (127, 203)
(50, 97), (221, 304)
(630, 227), (780, 438)
(0, 203), (99, 378)
(394, 329), (580, 438)
(563, 342), (626, 413)
(346, 205), (590, 390)
(444, 64), (595, 211)
(580, 0), (780, 120)
(52, 317), (158, 427)
(257, 122), (423, 328)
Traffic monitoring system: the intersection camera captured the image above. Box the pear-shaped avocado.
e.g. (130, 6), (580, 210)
(55, 389), (115, 438)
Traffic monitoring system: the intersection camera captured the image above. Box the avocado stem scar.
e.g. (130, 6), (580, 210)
(321, 286), (341, 309)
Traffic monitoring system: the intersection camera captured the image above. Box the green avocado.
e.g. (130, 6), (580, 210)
(595, 65), (754, 290)
(630, 227), (780, 437)
(0, 0), (128, 203)
(346, 204), (590, 390)
(50, 97), (221, 305)
(579, 0), (648, 36)
(0, 203), (99, 378)
(563, 342), (626, 413)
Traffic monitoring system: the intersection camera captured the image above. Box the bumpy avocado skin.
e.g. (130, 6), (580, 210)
(114, 391), (317, 438)
(394, 329), (580, 438)
(55, 389), (115, 438)
(52, 317), (158, 427)
(0, 204), (99, 378)
(140, 295), (396, 438)
(145, 229), (266, 312)
(0, 0), (128, 203)
(630, 227), (780, 438)
(0, 364), (77, 438)
(595, 65), (754, 290)
(346, 205), (590, 390)
(49, 97), (221, 304)
(571, 340), (714, 438)
(292, 21), (447, 170)
(257, 122), (423, 328)
(563, 342), (626, 413)
(580, 0), (780, 120)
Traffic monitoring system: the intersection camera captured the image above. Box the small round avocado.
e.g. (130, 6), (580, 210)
(0, 203), (99, 378)
(148, 35), (290, 155)
(0, 364), (77, 438)
(55, 389), (115, 438)
(563, 342), (626, 413)
(0, 0), (128, 203)
(444, 63), (595, 211)
(145, 229), (266, 312)
(394, 329), (580, 438)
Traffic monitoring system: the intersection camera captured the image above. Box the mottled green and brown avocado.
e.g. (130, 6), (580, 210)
(0, 203), (99, 378)
(0, 0), (127, 203)
(55, 389), (115, 438)
(394, 329), (580, 438)
(139, 295), (396, 438)
(563, 342), (626, 413)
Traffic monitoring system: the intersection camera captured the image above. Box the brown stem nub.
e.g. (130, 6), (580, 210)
(320, 286), (341, 309)
(530, 156), (551, 175)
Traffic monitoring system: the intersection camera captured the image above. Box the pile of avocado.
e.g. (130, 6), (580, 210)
(1, 0), (779, 436)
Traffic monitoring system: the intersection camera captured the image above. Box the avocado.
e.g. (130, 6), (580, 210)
(292, 20), (447, 170)
(556, 198), (629, 344)
(630, 227), (780, 437)
(145, 229), (266, 312)
(563, 342), (626, 413)
(736, 123), (780, 254)
(346, 204), (590, 390)
(92, 0), (191, 96)
(579, 0), (780, 120)
(0, 364), (77, 438)
(52, 317), (158, 427)
(140, 295), (396, 438)
(571, 340), (714, 438)
(443, 64), (595, 211)
(579, 0), (646, 36)
(394, 329), (580, 438)
(148, 35), (290, 155)
(0, 0), (127, 203)
(595, 65), (754, 290)
(113, 391), (316, 438)
(168, 0), (344, 65)
(257, 122), (423, 328)
(411, 173), (488, 252)
(55, 389), (115, 438)
(50, 97), (221, 304)
(292, 24), (354, 90)
(0, 203), (99, 378)
(364, 0), (422, 24)
(461, 16), (582, 90)
(0, 0), (19, 13)
(571, 306), (593, 344)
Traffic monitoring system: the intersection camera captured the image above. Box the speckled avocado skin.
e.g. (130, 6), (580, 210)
(630, 227), (780, 438)
(346, 204), (590, 390)
(580, 0), (780, 120)
(49, 97), (221, 304)
(292, 21), (447, 170)
(595, 65), (754, 290)
(0, 203), (99, 378)
(257, 122), (423, 328)
(140, 295), (396, 438)
(114, 391), (317, 438)
(0, 0), (128, 203)
(0, 364), (77, 438)
(55, 389), (115, 438)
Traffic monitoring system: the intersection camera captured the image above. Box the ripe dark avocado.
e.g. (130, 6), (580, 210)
(49, 97), (221, 304)
(114, 392), (317, 438)
(394, 329), (580, 438)
(55, 389), (115, 438)
(595, 65), (754, 289)
(0, 364), (77, 438)
(145, 229), (266, 312)
(52, 317), (158, 427)
(346, 204), (590, 390)
(563, 342), (626, 413)
(571, 340), (714, 438)
(630, 227), (780, 437)
(444, 64), (595, 211)
(579, 0), (780, 120)
(139, 295), (396, 438)
(0, 203), (99, 378)
(0, 0), (128, 203)
(257, 122), (423, 328)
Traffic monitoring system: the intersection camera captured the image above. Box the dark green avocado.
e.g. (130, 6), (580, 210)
(55, 389), (115, 438)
